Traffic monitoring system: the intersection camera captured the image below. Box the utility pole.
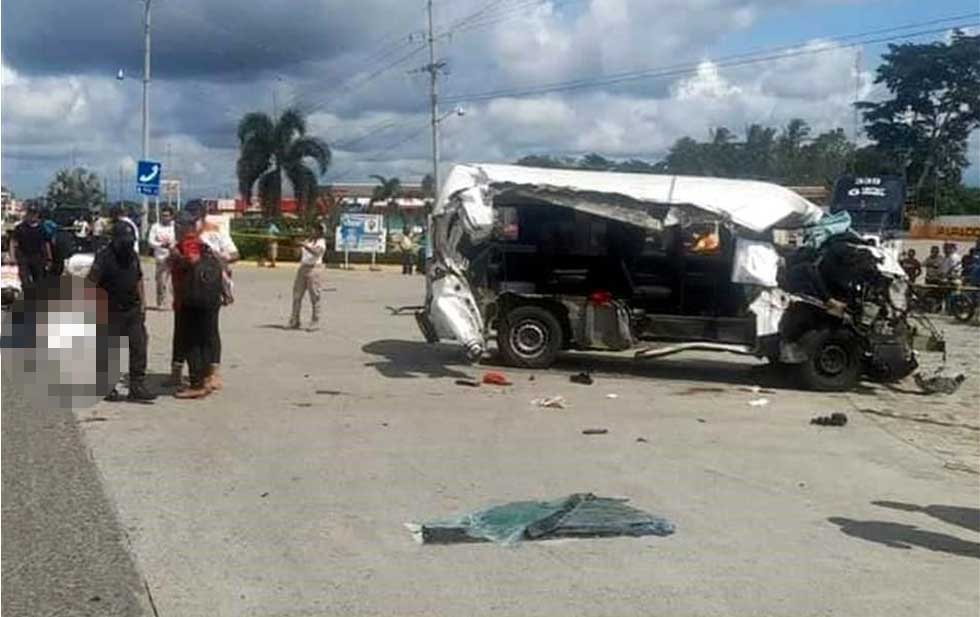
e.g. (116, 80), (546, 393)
(425, 0), (444, 198)
(141, 0), (152, 237)
(852, 48), (862, 142)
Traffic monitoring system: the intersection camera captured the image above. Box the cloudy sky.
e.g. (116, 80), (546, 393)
(1, 0), (977, 199)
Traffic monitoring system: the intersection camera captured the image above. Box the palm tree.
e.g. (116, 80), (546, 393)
(236, 108), (331, 218)
(370, 174), (402, 230)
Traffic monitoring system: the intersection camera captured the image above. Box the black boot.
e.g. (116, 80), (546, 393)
(127, 381), (157, 402)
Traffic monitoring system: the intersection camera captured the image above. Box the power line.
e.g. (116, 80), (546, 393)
(442, 17), (978, 104)
(326, 120), (433, 182)
(442, 0), (584, 36)
(297, 44), (427, 115)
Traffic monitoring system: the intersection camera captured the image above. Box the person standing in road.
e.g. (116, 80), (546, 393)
(8, 206), (51, 293)
(962, 247), (978, 278)
(197, 211), (239, 391)
(264, 220), (281, 268)
(399, 228), (415, 275)
(289, 225), (327, 331)
(899, 248), (922, 283)
(147, 206), (176, 309)
(923, 245), (944, 284)
(941, 243), (962, 282)
(40, 208), (64, 278)
(109, 204), (141, 254)
(86, 222), (156, 402)
(169, 215), (222, 399)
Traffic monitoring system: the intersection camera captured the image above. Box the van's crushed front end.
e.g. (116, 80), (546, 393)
(417, 168), (496, 360)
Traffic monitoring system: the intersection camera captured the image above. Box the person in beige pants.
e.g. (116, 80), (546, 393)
(147, 207), (176, 308)
(289, 226), (327, 331)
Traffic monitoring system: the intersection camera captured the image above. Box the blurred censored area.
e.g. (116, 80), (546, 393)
(2, 276), (122, 410)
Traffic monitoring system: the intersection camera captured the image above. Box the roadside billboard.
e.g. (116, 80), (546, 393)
(335, 213), (386, 253)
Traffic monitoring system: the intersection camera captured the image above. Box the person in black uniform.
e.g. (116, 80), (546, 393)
(87, 222), (156, 402)
(8, 205), (51, 292)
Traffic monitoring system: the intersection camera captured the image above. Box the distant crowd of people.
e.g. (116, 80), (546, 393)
(899, 241), (980, 286)
(6, 201), (334, 403)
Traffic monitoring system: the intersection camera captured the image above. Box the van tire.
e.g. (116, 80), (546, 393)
(497, 305), (564, 369)
(795, 328), (862, 392)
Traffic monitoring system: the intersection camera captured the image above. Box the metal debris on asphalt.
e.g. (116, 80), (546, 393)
(582, 428), (609, 435)
(748, 398), (770, 407)
(532, 396), (567, 409)
(811, 412), (848, 426)
(407, 493), (675, 545)
(570, 372), (594, 385)
(914, 371), (966, 395)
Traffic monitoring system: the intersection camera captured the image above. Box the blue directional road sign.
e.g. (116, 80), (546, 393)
(136, 159), (162, 196)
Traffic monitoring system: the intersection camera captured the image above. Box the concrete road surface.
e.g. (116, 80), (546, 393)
(2, 360), (152, 616)
(12, 263), (980, 616)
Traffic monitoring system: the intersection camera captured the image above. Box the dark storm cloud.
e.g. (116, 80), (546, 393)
(1, 0), (416, 80)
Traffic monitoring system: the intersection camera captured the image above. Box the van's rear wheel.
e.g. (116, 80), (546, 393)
(497, 305), (563, 369)
(795, 328), (862, 391)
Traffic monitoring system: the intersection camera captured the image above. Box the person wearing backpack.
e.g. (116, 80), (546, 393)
(169, 217), (223, 399)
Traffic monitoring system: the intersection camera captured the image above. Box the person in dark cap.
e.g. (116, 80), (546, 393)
(87, 221), (156, 402)
(8, 205), (51, 292)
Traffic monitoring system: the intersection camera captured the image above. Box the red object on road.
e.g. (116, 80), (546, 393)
(482, 371), (512, 386)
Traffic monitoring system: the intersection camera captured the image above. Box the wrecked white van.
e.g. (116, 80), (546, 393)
(416, 164), (943, 391)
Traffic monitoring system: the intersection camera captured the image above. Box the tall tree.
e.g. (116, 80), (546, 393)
(421, 173), (435, 199)
(774, 118), (811, 182)
(370, 175), (402, 228)
(46, 167), (106, 209)
(236, 108), (331, 218)
(743, 124), (777, 179)
(857, 31), (980, 212)
(663, 137), (706, 175)
(800, 128), (854, 185)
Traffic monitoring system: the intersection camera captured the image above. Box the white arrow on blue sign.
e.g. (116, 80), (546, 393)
(136, 160), (162, 196)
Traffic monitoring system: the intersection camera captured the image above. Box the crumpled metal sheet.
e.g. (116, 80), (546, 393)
(436, 163), (824, 233)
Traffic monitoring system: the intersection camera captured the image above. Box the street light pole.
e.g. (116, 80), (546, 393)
(141, 0), (152, 236)
(426, 0), (439, 197)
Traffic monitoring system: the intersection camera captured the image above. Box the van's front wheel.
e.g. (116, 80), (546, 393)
(497, 305), (564, 369)
(795, 328), (862, 392)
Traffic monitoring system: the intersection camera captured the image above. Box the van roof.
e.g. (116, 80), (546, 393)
(438, 163), (824, 233)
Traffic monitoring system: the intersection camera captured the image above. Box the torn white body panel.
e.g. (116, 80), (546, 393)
(436, 164), (824, 233)
(749, 288), (794, 337)
(732, 238), (781, 287)
(428, 273), (485, 360)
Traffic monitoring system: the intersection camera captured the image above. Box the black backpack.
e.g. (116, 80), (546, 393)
(182, 246), (223, 309)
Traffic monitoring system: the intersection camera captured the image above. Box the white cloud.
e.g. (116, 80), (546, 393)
(4, 0), (967, 198)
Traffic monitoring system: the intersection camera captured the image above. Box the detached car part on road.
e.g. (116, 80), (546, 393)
(417, 164), (944, 391)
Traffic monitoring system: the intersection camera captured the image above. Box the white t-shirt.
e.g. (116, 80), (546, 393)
(200, 228), (239, 262)
(148, 222), (175, 262)
(300, 238), (327, 266)
(941, 253), (962, 277)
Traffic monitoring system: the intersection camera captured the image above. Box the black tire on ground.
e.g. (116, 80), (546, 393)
(950, 293), (977, 323)
(795, 328), (862, 392)
(496, 304), (564, 369)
